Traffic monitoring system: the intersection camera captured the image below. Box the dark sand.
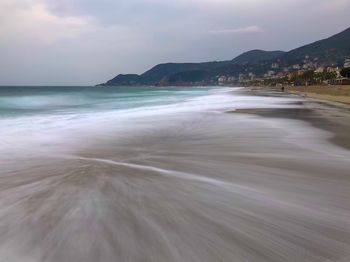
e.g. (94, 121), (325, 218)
(1, 89), (350, 262)
(235, 88), (350, 150)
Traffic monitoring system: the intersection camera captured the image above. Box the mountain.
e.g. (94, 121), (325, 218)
(140, 61), (232, 84)
(100, 27), (350, 86)
(105, 74), (140, 86)
(231, 50), (285, 65)
(103, 61), (234, 86)
(280, 27), (350, 65)
(101, 57), (273, 86)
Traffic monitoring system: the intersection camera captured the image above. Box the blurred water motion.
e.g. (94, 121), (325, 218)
(1, 86), (350, 261)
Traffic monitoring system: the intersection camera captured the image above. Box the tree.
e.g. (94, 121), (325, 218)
(340, 68), (350, 78)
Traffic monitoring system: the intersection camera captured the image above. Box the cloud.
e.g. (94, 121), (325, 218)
(0, 1), (92, 45)
(209, 26), (263, 34)
(0, 0), (147, 85)
(0, 0), (349, 85)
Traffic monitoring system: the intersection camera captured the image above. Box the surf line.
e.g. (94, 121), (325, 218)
(65, 155), (260, 194)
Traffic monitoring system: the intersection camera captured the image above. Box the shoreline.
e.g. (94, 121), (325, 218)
(286, 85), (350, 104)
(246, 85), (350, 104)
(234, 88), (350, 150)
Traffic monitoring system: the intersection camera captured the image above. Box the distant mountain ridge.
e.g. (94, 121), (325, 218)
(231, 50), (285, 64)
(279, 27), (350, 65)
(104, 61), (234, 86)
(100, 27), (350, 86)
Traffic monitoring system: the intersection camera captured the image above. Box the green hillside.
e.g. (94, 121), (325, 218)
(100, 27), (350, 86)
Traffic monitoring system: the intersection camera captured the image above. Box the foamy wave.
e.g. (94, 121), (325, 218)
(0, 87), (302, 156)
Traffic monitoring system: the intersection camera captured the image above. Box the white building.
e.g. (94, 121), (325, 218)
(271, 63), (279, 69)
(344, 59), (350, 68)
(267, 70), (275, 77)
(314, 67), (324, 73)
(218, 76), (227, 84)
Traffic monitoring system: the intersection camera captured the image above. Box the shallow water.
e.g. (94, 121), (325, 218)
(1, 86), (350, 261)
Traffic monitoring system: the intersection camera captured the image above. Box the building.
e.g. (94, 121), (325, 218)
(267, 70), (275, 77)
(314, 67), (324, 73)
(326, 67), (340, 77)
(297, 70), (306, 76)
(248, 72), (255, 80)
(218, 76), (227, 85)
(292, 64), (301, 70)
(276, 72), (288, 78)
(344, 59), (350, 68)
(303, 62), (317, 70)
(227, 76), (237, 83)
(271, 63), (279, 69)
(238, 74), (245, 82)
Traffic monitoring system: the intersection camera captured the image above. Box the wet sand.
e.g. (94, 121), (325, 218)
(1, 90), (350, 261)
(236, 88), (350, 149)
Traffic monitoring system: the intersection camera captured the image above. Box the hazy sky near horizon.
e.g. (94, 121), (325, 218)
(0, 0), (349, 85)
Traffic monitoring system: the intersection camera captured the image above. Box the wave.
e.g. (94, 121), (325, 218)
(0, 87), (301, 157)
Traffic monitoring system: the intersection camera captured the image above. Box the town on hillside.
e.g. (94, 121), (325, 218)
(101, 27), (350, 87)
(217, 57), (350, 87)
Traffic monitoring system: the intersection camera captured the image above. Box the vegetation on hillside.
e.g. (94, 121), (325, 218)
(101, 27), (350, 86)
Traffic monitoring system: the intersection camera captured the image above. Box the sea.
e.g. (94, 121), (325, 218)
(1, 86), (350, 262)
(0, 86), (293, 157)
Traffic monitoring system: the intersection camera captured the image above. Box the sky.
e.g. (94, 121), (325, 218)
(0, 0), (349, 85)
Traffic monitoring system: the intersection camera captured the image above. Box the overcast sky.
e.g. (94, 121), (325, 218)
(0, 0), (349, 85)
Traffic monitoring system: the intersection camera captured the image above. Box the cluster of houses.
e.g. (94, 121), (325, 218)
(217, 57), (350, 86)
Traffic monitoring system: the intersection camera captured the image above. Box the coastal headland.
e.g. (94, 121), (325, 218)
(100, 27), (350, 87)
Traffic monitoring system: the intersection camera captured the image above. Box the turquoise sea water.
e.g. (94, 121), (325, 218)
(0, 85), (299, 156)
(0, 85), (239, 156)
(0, 86), (212, 118)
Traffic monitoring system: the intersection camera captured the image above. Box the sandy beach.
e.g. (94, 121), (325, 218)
(236, 88), (350, 150)
(286, 85), (350, 104)
(1, 87), (350, 262)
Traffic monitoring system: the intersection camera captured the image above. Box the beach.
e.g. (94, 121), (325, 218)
(237, 87), (350, 149)
(287, 85), (350, 104)
(1, 86), (350, 261)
